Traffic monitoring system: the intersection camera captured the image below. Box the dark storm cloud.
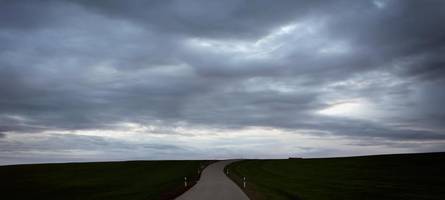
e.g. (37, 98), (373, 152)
(0, 0), (61, 30)
(1, 0), (445, 159)
(323, 0), (445, 81)
(70, 0), (325, 38)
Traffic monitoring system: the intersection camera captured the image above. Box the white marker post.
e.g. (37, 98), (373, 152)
(226, 169), (229, 175)
(184, 177), (188, 187)
(243, 177), (246, 189)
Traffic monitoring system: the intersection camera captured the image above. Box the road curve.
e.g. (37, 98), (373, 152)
(175, 160), (249, 200)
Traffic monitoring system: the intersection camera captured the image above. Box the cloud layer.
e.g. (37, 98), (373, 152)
(1, 0), (444, 164)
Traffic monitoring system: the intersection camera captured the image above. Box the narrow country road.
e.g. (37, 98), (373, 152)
(175, 160), (250, 200)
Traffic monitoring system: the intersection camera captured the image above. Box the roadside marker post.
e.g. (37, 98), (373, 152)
(243, 177), (246, 189)
(226, 169), (229, 175)
(184, 177), (188, 187)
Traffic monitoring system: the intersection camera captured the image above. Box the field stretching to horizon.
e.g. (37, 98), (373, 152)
(226, 152), (445, 200)
(1, 153), (444, 200)
(0, 160), (212, 200)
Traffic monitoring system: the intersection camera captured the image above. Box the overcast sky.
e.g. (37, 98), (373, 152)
(1, 0), (445, 165)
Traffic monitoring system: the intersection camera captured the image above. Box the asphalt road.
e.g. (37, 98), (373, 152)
(175, 160), (249, 200)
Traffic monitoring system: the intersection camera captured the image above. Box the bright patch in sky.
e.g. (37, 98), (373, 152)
(373, 0), (387, 9)
(318, 100), (371, 118)
(185, 20), (323, 59)
(318, 42), (351, 55)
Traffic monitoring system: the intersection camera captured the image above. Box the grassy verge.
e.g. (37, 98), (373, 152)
(227, 152), (445, 200)
(0, 160), (213, 200)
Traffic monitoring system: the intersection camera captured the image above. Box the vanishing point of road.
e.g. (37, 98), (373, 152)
(175, 160), (250, 200)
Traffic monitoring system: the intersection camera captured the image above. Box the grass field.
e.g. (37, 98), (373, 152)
(0, 160), (211, 200)
(227, 152), (445, 200)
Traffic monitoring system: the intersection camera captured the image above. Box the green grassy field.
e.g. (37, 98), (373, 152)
(0, 160), (211, 200)
(227, 152), (445, 200)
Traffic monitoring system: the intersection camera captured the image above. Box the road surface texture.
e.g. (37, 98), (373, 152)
(175, 160), (249, 200)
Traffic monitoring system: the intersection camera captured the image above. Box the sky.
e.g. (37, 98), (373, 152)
(1, 0), (445, 165)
